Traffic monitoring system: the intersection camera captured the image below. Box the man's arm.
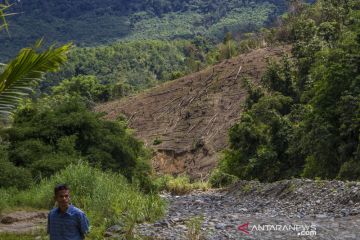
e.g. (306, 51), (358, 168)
(47, 213), (50, 235)
(79, 212), (90, 238)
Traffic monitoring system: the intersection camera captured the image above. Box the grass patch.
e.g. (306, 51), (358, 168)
(0, 162), (166, 239)
(315, 177), (326, 188)
(153, 175), (210, 195)
(152, 138), (162, 145)
(209, 169), (238, 188)
(167, 176), (193, 195)
(285, 182), (296, 194)
(185, 216), (206, 240)
(0, 229), (47, 240)
(0, 233), (42, 240)
(242, 183), (254, 193)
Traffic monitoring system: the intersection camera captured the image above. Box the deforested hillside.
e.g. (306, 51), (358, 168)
(95, 46), (290, 178)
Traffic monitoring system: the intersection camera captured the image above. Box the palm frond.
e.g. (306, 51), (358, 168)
(0, 41), (72, 119)
(0, 2), (15, 34)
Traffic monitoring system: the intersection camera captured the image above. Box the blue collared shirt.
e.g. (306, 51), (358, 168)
(48, 205), (90, 240)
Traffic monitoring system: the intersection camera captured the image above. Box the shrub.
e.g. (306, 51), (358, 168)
(337, 160), (360, 181)
(153, 138), (162, 145)
(152, 174), (174, 191)
(51, 75), (111, 102)
(209, 169), (238, 188)
(166, 176), (193, 195)
(1, 97), (151, 184)
(0, 158), (33, 189)
(185, 216), (206, 240)
(153, 175), (210, 194)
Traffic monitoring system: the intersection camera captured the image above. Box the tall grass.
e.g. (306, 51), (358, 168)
(185, 216), (206, 240)
(153, 175), (210, 195)
(0, 162), (166, 239)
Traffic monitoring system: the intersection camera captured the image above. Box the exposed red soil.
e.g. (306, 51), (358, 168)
(95, 46), (290, 178)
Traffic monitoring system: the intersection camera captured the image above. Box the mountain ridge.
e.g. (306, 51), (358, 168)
(1, 0), (290, 60)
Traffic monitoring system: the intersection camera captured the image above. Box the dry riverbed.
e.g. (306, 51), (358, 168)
(131, 179), (360, 239)
(2, 179), (360, 239)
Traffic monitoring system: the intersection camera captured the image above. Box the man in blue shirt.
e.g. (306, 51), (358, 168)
(48, 184), (90, 240)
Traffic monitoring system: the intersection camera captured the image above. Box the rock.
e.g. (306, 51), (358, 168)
(341, 209), (350, 217)
(106, 224), (125, 233)
(215, 223), (226, 230)
(0, 211), (47, 224)
(1, 216), (17, 224)
(104, 231), (118, 237)
(350, 209), (360, 216)
(194, 199), (205, 204)
(154, 220), (170, 228)
(178, 224), (187, 230)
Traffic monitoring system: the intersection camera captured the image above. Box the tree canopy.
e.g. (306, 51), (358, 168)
(216, 0), (360, 182)
(1, 0), (295, 60)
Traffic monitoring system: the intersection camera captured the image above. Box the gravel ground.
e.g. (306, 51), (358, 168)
(129, 179), (360, 239)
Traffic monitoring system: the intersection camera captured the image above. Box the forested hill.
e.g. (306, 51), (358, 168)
(1, 0), (292, 60)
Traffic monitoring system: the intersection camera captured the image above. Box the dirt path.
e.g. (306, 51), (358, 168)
(0, 211), (47, 233)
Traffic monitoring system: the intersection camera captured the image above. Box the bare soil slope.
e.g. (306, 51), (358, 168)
(95, 46), (290, 178)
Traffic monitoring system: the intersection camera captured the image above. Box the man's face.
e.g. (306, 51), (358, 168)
(55, 189), (70, 209)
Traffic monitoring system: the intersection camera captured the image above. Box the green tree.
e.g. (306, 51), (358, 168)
(221, 93), (296, 181)
(261, 57), (298, 100)
(1, 96), (151, 182)
(0, 142), (32, 189)
(300, 17), (360, 179)
(218, 32), (238, 60)
(216, 0), (359, 182)
(52, 75), (111, 102)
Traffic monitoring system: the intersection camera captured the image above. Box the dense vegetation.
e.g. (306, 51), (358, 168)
(0, 95), (152, 189)
(125, 3), (275, 41)
(42, 39), (207, 96)
(42, 33), (276, 97)
(0, 0), (292, 60)
(215, 0), (360, 182)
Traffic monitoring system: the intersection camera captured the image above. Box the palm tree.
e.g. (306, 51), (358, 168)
(0, 3), (71, 120)
(0, 41), (71, 119)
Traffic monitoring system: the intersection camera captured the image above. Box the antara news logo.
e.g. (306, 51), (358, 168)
(238, 222), (317, 237)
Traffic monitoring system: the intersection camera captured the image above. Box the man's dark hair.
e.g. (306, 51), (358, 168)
(54, 184), (69, 195)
